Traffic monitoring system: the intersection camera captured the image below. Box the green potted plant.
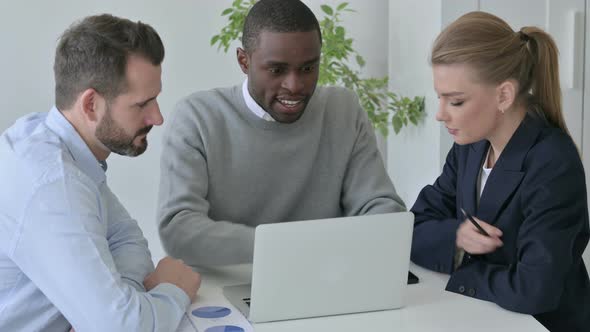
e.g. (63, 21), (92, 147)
(211, 0), (425, 135)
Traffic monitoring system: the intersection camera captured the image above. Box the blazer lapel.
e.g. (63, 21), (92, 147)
(461, 140), (488, 218)
(476, 114), (544, 224)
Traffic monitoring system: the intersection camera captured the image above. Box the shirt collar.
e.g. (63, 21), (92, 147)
(242, 79), (275, 122)
(45, 106), (107, 184)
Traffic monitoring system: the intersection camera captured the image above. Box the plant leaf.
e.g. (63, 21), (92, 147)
(221, 8), (233, 16)
(355, 55), (365, 67)
(392, 116), (403, 134)
(337, 2), (349, 11)
(321, 5), (334, 15)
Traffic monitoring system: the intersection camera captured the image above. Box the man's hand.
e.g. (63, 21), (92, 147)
(456, 217), (503, 255)
(143, 256), (201, 302)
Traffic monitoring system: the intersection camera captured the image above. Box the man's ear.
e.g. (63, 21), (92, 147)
(237, 47), (249, 74)
(79, 88), (101, 123)
(497, 80), (517, 113)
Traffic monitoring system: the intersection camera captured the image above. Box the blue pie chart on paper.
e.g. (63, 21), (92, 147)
(191, 306), (231, 319)
(205, 326), (245, 332)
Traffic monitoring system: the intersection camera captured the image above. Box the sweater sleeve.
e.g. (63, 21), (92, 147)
(157, 97), (255, 267)
(340, 91), (406, 216)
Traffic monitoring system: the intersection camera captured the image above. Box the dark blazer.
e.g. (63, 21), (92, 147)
(411, 113), (590, 331)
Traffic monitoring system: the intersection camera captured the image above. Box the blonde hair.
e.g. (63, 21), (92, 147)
(431, 11), (570, 136)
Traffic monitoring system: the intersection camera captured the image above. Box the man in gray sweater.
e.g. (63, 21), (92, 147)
(157, 0), (406, 267)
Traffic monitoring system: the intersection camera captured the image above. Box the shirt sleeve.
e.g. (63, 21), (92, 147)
(104, 186), (155, 291)
(9, 175), (190, 332)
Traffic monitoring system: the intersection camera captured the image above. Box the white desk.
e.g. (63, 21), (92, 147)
(186, 263), (548, 332)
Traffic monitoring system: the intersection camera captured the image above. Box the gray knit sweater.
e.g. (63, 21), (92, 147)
(157, 85), (405, 266)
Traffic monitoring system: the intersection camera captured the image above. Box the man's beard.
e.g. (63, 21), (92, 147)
(95, 106), (152, 157)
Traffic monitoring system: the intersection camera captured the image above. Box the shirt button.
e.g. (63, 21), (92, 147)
(468, 288), (476, 296)
(458, 286), (465, 293)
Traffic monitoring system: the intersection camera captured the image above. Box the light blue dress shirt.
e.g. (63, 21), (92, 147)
(0, 107), (190, 331)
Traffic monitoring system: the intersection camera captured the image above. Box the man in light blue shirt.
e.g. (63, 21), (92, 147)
(0, 14), (201, 331)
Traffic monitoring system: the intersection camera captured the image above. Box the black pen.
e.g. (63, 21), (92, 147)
(460, 208), (490, 237)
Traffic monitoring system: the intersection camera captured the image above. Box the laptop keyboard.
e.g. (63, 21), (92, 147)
(243, 298), (251, 307)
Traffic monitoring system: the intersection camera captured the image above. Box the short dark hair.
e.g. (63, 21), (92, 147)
(242, 0), (322, 52)
(54, 14), (165, 110)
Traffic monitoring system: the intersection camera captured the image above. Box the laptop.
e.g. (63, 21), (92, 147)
(223, 212), (414, 323)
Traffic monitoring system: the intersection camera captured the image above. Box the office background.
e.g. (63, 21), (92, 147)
(1, 0), (588, 265)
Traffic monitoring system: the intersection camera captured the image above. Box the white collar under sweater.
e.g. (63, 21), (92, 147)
(242, 79), (275, 122)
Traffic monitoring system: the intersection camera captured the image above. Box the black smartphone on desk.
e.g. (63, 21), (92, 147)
(408, 271), (419, 284)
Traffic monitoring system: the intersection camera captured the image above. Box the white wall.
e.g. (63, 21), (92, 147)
(387, 0), (443, 207)
(0, 1), (385, 263)
(305, 0), (389, 79)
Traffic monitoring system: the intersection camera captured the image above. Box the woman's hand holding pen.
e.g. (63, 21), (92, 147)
(456, 216), (504, 255)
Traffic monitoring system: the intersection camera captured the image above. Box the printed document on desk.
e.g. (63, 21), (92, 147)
(177, 297), (253, 332)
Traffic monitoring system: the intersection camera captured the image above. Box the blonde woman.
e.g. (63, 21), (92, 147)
(411, 11), (590, 331)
